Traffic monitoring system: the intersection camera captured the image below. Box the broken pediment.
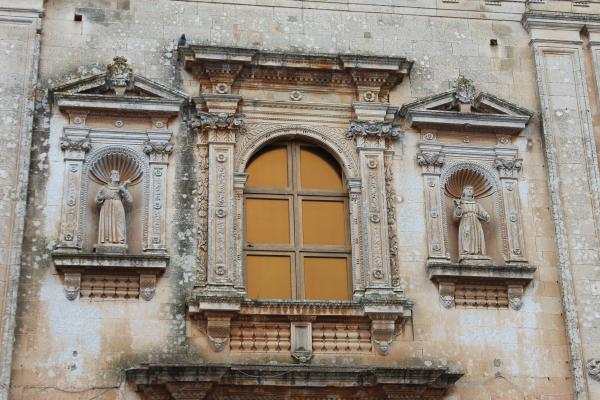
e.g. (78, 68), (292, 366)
(50, 56), (188, 115)
(399, 76), (533, 134)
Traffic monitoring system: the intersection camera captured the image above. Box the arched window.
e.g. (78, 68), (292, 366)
(244, 141), (351, 301)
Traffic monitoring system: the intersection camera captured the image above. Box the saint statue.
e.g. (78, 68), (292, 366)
(453, 185), (490, 260)
(95, 170), (132, 252)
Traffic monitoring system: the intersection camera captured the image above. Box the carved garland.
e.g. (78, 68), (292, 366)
(439, 161), (508, 261)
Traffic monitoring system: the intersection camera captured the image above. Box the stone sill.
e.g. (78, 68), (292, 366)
(52, 251), (169, 273)
(428, 262), (536, 283)
(52, 251), (169, 301)
(427, 261), (536, 310)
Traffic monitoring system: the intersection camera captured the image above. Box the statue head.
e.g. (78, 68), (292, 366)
(461, 185), (474, 200)
(110, 170), (120, 183)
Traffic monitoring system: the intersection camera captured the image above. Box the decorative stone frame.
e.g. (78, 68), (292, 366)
(183, 46), (414, 360)
(407, 77), (536, 310)
(49, 57), (187, 301)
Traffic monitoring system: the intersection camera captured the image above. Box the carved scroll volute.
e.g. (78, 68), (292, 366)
(495, 157), (527, 264)
(417, 148), (449, 262)
(58, 136), (91, 249)
(143, 140), (173, 252)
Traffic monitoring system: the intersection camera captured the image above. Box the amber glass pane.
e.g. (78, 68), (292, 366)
(247, 255), (292, 299)
(246, 198), (290, 244)
(304, 257), (350, 300)
(299, 146), (343, 191)
(302, 200), (347, 246)
(246, 146), (288, 189)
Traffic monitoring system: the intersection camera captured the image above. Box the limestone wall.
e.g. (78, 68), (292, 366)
(7, 0), (586, 399)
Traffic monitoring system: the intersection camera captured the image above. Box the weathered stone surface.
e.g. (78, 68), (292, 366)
(3, 1), (598, 400)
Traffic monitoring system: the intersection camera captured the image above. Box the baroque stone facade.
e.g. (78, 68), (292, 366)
(4, 1), (600, 400)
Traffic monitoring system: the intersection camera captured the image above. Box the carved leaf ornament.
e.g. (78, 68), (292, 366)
(89, 152), (144, 185)
(444, 168), (495, 199)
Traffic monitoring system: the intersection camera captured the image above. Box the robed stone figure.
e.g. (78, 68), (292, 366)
(453, 185), (490, 259)
(96, 170), (132, 251)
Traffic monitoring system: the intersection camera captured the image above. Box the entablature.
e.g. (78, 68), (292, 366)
(180, 45), (412, 103)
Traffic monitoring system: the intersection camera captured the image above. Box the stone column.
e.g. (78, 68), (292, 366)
(417, 143), (448, 263)
(0, 6), (43, 400)
(524, 12), (600, 399)
(143, 135), (173, 253)
(57, 130), (91, 250)
(348, 102), (400, 296)
(194, 94), (245, 295)
(494, 157), (527, 264)
(347, 178), (364, 297)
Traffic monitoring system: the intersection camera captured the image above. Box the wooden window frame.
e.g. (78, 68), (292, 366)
(243, 141), (352, 300)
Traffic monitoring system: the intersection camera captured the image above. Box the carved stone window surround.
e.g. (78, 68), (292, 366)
(190, 113), (411, 358)
(418, 141), (535, 310)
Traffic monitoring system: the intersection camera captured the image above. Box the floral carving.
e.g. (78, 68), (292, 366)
(417, 152), (445, 168)
(495, 157), (523, 178)
(143, 141), (173, 156)
(346, 120), (401, 139)
(193, 112), (246, 134)
(60, 137), (90, 153)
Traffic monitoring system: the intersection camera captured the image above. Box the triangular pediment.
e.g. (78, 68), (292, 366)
(50, 57), (188, 116)
(399, 76), (532, 134)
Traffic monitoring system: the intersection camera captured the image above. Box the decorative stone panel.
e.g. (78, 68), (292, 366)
(413, 96), (535, 310)
(49, 57), (187, 300)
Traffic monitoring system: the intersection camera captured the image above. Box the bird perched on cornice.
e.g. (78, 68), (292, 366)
(178, 34), (187, 47)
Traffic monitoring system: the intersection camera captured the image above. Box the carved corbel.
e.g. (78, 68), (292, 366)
(143, 140), (173, 163)
(205, 313), (233, 352)
(439, 281), (455, 309)
(64, 272), (81, 301)
(507, 285), (524, 311)
(192, 112), (246, 144)
(369, 314), (398, 356)
(349, 69), (392, 102)
(139, 274), (157, 301)
(60, 137), (91, 153)
(346, 120), (401, 141)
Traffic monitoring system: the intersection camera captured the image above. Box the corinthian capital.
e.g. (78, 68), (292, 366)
(494, 157), (522, 178)
(346, 120), (401, 140)
(192, 112), (246, 134)
(60, 137), (91, 153)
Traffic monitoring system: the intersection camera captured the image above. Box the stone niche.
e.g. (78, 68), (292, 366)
(50, 57), (187, 301)
(401, 76), (536, 310)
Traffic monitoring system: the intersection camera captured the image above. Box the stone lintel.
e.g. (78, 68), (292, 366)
(427, 262), (536, 283)
(55, 94), (183, 116)
(406, 110), (530, 133)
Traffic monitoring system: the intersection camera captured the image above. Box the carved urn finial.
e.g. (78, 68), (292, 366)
(106, 56), (133, 96)
(452, 75), (476, 109)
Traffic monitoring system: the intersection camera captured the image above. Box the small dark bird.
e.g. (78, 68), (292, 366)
(178, 34), (187, 47)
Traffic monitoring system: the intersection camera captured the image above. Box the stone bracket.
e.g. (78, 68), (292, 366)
(52, 252), (168, 301)
(428, 262), (536, 310)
